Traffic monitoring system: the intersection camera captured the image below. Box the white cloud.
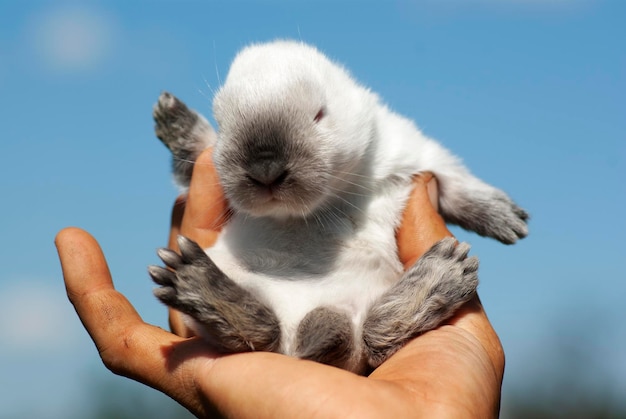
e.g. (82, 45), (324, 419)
(0, 278), (80, 353)
(26, 6), (117, 74)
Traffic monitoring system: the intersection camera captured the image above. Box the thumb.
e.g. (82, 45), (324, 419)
(179, 147), (230, 249)
(397, 173), (453, 269)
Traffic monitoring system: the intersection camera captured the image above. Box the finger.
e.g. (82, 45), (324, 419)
(397, 173), (454, 269)
(55, 227), (214, 416)
(168, 195), (187, 251)
(168, 307), (195, 338)
(167, 196), (197, 336)
(168, 148), (229, 337)
(180, 147), (230, 249)
(56, 227), (143, 344)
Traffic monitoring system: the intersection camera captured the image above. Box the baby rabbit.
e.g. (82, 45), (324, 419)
(149, 40), (528, 374)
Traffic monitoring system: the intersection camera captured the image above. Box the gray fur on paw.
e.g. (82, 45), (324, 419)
(149, 236), (281, 353)
(153, 92), (200, 153)
(153, 92), (215, 187)
(444, 189), (529, 245)
(363, 237), (479, 367)
(475, 191), (528, 244)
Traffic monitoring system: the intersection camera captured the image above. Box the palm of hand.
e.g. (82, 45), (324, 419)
(56, 148), (504, 418)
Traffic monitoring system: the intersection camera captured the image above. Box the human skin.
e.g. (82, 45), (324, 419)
(55, 148), (504, 418)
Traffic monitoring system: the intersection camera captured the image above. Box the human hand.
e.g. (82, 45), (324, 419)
(165, 148), (229, 337)
(56, 148), (504, 418)
(376, 170), (505, 416)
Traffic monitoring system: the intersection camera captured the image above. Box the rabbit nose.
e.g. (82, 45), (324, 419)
(247, 151), (288, 187)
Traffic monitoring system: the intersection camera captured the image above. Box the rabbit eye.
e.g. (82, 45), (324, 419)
(314, 108), (325, 123)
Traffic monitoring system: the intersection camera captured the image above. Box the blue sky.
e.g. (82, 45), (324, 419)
(0, 1), (624, 417)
